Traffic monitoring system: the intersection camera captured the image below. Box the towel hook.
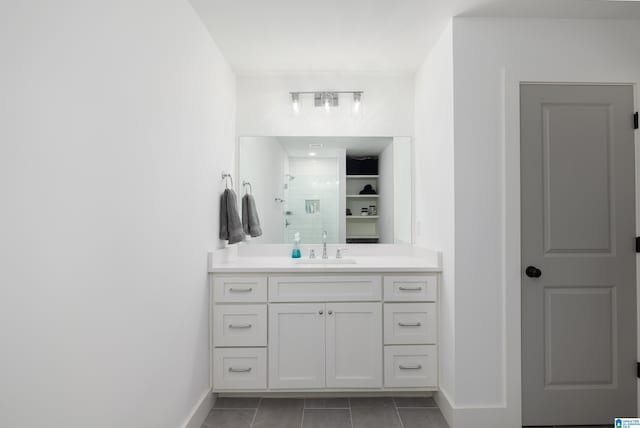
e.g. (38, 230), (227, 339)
(221, 172), (233, 189)
(242, 181), (252, 195)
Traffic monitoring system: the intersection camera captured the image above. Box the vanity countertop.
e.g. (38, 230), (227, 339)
(209, 244), (442, 273)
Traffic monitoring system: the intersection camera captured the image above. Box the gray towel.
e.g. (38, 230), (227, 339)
(242, 194), (263, 237)
(219, 189), (244, 244)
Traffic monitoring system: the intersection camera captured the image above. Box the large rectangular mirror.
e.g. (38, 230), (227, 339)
(238, 136), (412, 244)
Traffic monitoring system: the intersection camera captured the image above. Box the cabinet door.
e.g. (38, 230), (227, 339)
(325, 302), (382, 388)
(268, 303), (325, 389)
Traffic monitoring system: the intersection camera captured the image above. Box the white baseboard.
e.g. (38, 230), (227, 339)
(434, 390), (454, 427)
(181, 390), (215, 428)
(453, 406), (513, 428)
(435, 390), (517, 428)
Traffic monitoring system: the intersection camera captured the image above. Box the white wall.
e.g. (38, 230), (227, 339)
(413, 21), (456, 422)
(238, 137), (286, 243)
(236, 72), (414, 137)
(449, 17), (640, 427)
(0, 1), (235, 427)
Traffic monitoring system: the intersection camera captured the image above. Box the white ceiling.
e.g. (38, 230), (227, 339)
(189, 0), (640, 73)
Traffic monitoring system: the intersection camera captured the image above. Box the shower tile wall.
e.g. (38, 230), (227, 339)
(285, 157), (340, 244)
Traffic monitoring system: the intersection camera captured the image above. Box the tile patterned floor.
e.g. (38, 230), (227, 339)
(202, 396), (448, 428)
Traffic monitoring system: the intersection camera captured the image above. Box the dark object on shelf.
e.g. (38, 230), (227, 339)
(347, 237), (380, 244)
(347, 156), (378, 175)
(346, 208), (352, 216)
(359, 184), (377, 195)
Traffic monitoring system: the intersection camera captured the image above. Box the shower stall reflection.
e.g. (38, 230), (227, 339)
(284, 157), (340, 244)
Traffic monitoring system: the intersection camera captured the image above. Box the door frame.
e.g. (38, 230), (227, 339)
(506, 78), (640, 424)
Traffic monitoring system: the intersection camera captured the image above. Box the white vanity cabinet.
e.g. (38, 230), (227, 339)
(210, 272), (438, 393)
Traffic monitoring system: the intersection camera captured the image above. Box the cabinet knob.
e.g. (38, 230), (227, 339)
(318, 310), (324, 315)
(328, 310), (333, 315)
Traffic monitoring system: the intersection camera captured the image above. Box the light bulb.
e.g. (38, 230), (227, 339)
(323, 93), (331, 112)
(291, 93), (300, 114)
(353, 92), (362, 114)
(308, 152), (316, 157)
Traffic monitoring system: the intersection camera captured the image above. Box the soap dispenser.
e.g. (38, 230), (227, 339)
(291, 232), (302, 258)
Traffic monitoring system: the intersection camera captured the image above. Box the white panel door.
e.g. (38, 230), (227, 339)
(325, 302), (382, 388)
(268, 303), (325, 389)
(521, 84), (637, 425)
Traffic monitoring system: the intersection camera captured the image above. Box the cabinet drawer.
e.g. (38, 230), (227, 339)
(383, 275), (437, 302)
(384, 303), (436, 345)
(269, 275), (381, 302)
(213, 276), (267, 303)
(384, 345), (437, 388)
(213, 348), (267, 390)
(213, 305), (266, 347)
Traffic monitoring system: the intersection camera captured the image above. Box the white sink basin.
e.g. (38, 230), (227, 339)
(294, 258), (357, 265)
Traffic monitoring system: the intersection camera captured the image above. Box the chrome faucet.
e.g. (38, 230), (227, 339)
(322, 230), (328, 259)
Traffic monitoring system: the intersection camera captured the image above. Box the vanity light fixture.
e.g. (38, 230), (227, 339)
(289, 91), (363, 113)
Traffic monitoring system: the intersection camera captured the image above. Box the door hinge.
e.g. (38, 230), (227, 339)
(634, 112), (639, 130)
(637, 362), (640, 378)
(636, 237), (640, 253)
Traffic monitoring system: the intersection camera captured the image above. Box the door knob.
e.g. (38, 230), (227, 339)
(525, 265), (542, 278)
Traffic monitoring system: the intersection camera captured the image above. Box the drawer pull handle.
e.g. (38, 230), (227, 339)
(399, 286), (423, 291)
(398, 321), (422, 327)
(228, 367), (252, 373)
(229, 287), (253, 292)
(399, 364), (422, 370)
(228, 323), (252, 329)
